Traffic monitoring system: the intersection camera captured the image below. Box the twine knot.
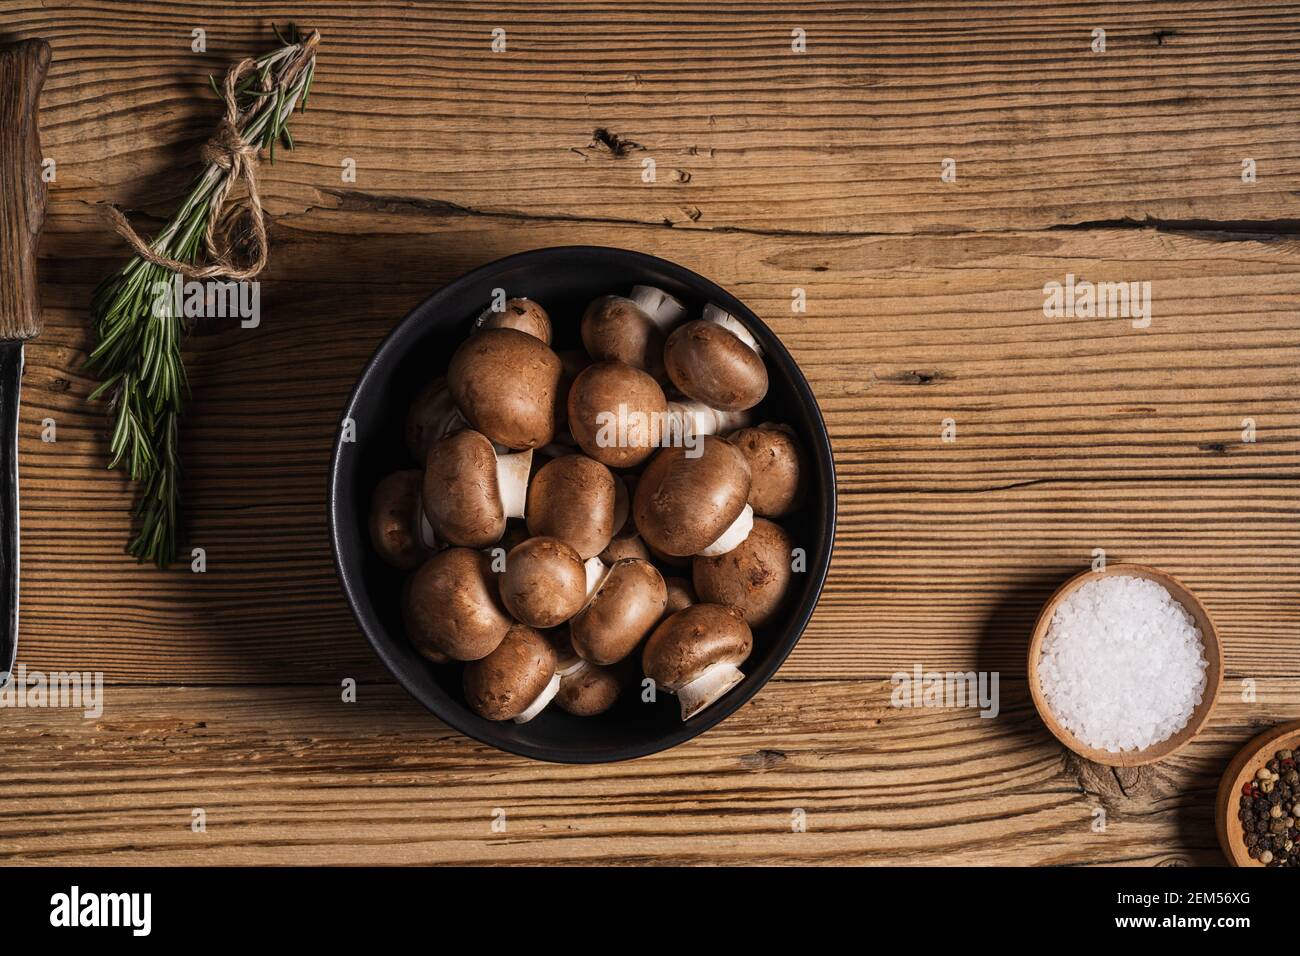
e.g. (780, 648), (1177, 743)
(103, 54), (281, 283)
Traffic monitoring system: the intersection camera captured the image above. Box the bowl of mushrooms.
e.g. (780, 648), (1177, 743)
(330, 246), (836, 762)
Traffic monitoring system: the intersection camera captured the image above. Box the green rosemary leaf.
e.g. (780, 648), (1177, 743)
(86, 27), (318, 567)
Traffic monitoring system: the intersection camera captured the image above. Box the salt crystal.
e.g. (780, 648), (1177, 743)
(1038, 575), (1207, 753)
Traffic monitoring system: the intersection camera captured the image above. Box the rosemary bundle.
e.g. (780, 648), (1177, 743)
(87, 25), (318, 567)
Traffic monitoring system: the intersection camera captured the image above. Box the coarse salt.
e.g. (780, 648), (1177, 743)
(1038, 575), (1208, 753)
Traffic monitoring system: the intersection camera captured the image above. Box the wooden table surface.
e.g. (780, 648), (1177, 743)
(1, 0), (1297, 865)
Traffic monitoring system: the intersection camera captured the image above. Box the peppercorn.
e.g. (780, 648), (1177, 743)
(1238, 746), (1300, 867)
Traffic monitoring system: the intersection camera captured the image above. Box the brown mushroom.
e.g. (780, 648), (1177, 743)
(581, 295), (663, 375)
(499, 536), (592, 628)
(405, 378), (466, 461)
(693, 518), (794, 627)
(447, 327), (562, 449)
(369, 469), (435, 569)
(474, 297), (551, 344)
(729, 424), (806, 517)
(567, 360), (667, 469)
(404, 547), (511, 661)
(526, 454), (617, 559)
(463, 623), (559, 722)
(600, 533), (651, 564)
(569, 558), (667, 664)
(580, 286), (685, 376)
(642, 604), (753, 719)
(633, 436), (752, 556)
(663, 576), (696, 614)
(556, 660), (623, 716)
(423, 429), (532, 548)
(663, 311), (768, 411)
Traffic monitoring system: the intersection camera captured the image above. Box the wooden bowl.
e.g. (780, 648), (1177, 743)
(1216, 720), (1300, 866)
(1027, 563), (1223, 767)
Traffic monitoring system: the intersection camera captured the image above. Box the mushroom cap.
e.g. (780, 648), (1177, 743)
(663, 320), (768, 411)
(556, 662), (622, 717)
(581, 295), (665, 376)
(692, 517), (794, 627)
(567, 361), (667, 469)
(642, 603), (753, 689)
(526, 454), (617, 559)
(600, 533), (651, 564)
(477, 297), (551, 344)
(404, 547), (511, 661)
(729, 425), (806, 517)
(422, 429), (506, 548)
(369, 469), (428, 569)
(500, 536), (589, 628)
(570, 558), (667, 665)
(448, 327), (562, 449)
(405, 377), (463, 461)
(663, 576), (697, 615)
(463, 623), (557, 720)
(633, 436), (752, 556)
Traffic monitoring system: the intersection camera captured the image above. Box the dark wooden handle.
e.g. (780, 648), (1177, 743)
(0, 39), (51, 342)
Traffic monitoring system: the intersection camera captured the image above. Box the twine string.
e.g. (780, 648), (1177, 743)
(104, 55), (274, 281)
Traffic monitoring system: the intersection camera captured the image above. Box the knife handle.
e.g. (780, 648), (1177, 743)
(0, 38), (51, 343)
(0, 39), (49, 684)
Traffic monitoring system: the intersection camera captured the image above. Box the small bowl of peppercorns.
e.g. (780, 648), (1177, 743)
(1216, 719), (1300, 866)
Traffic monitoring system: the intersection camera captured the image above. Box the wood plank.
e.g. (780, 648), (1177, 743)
(14, 210), (1298, 683)
(0, 679), (1290, 865)
(3, 1), (1300, 236)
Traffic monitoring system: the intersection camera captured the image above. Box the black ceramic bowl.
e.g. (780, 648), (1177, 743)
(329, 247), (835, 763)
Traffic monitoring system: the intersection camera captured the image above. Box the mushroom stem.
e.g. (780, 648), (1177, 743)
(666, 400), (752, 439)
(583, 556), (609, 602)
(556, 653), (587, 678)
(495, 448), (533, 520)
(676, 662), (745, 719)
(702, 304), (763, 356)
(630, 285), (687, 333)
(417, 506), (438, 550)
(697, 504), (754, 557)
(512, 671), (561, 724)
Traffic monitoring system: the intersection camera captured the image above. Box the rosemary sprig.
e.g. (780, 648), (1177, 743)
(87, 25), (318, 567)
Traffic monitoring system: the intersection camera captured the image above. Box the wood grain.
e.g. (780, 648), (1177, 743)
(0, 680), (1294, 865)
(16, 212), (1300, 683)
(0, 38), (49, 340)
(6, 1), (1300, 235)
(0, 0), (1295, 865)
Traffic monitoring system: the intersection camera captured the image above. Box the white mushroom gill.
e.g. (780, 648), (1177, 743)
(512, 671), (561, 724)
(494, 448), (533, 519)
(676, 662), (746, 720)
(698, 503), (754, 557)
(702, 303), (763, 356)
(630, 285), (687, 332)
